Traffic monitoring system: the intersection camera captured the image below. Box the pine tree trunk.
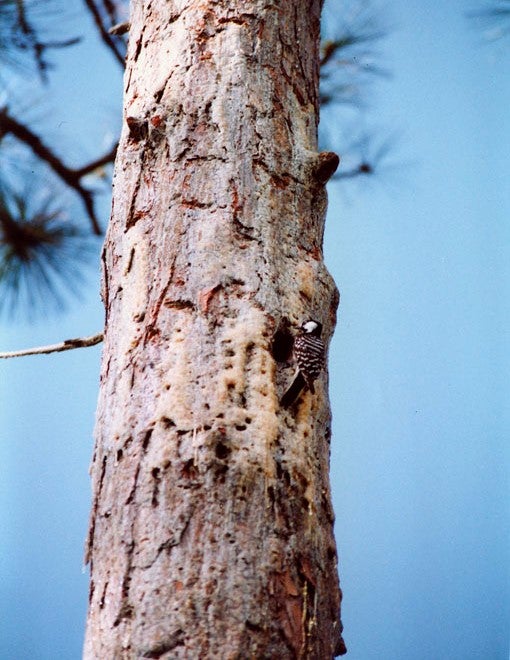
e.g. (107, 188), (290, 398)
(84, 1), (346, 657)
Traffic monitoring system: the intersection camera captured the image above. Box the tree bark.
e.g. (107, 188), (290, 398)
(84, 1), (345, 657)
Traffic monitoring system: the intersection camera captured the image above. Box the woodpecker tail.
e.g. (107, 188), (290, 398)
(280, 371), (307, 408)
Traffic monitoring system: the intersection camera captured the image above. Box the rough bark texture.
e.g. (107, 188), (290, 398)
(84, 1), (345, 657)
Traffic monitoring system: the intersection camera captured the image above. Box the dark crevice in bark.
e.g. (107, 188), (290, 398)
(99, 580), (108, 609)
(143, 255), (177, 344)
(214, 440), (231, 460)
(101, 249), (110, 324)
(125, 157), (146, 230)
(125, 464), (141, 505)
(151, 467), (161, 507)
(126, 247), (135, 274)
(180, 458), (199, 482)
(113, 542), (135, 626)
(164, 299), (196, 310)
(142, 428), (153, 451)
(137, 507), (196, 571)
(127, 116), (149, 142)
(153, 86), (165, 103)
(251, 157), (302, 187)
(85, 454), (108, 564)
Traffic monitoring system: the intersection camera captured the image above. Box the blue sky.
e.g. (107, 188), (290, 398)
(1, 1), (509, 658)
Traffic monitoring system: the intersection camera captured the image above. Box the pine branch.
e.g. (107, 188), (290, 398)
(0, 332), (103, 359)
(13, 0), (81, 80)
(100, 0), (119, 26)
(0, 107), (113, 234)
(15, 0), (47, 78)
(83, 0), (125, 67)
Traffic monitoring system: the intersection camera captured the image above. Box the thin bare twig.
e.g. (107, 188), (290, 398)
(83, 0), (125, 67)
(101, 0), (119, 26)
(0, 332), (103, 359)
(74, 143), (118, 177)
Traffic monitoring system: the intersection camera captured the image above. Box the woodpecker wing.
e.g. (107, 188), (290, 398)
(294, 334), (325, 390)
(280, 370), (307, 408)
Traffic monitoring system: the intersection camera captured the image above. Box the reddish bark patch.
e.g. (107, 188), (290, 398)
(271, 570), (304, 656)
(198, 284), (222, 314)
(150, 115), (164, 128)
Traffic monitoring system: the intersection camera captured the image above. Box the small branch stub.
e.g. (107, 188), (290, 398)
(109, 22), (130, 36)
(314, 151), (340, 184)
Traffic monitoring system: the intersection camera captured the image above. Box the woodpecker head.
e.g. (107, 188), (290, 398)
(301, 319), (322, 336)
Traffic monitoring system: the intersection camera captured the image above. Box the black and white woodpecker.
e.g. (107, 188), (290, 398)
(280, 319), (325, 408)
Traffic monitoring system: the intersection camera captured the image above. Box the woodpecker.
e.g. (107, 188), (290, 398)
(280, 319), (325, 408)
